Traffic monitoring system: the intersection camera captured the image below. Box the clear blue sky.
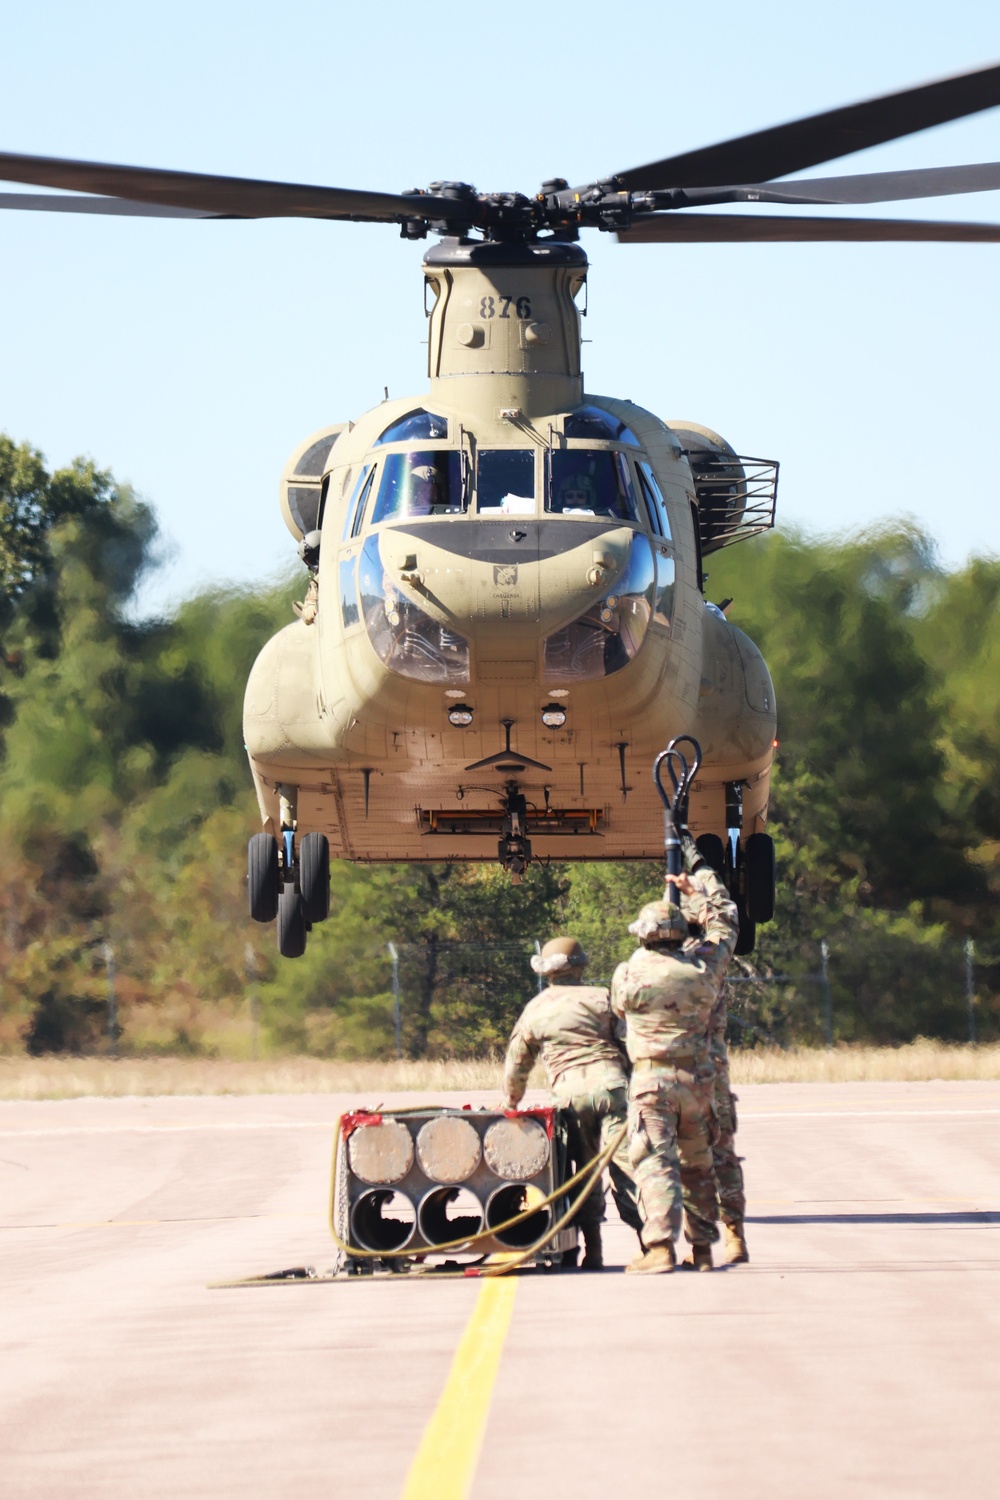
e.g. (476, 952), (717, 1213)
(2, 0), (999, 615)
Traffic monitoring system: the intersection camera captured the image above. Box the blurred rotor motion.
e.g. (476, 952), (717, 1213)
(3, 60), (1000, 242)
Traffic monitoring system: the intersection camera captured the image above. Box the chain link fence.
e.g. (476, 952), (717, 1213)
(376, 935), (1000, 1057)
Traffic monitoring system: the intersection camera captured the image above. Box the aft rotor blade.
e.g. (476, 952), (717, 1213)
(616, 213), (1000, 243)
(0, 151), (455, 222)
(726, 161), (1000, 205)
(613, 61), (1000, 191)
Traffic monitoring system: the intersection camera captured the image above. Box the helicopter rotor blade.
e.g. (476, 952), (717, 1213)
(616, 212), (1000, 243)
(611, 61), (1000, 192)
(675, 161), (1000, 208)
(0, 192), (222, 218)
(0, 151), (456, 222)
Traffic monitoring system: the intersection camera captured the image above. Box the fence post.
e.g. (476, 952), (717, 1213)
(245, 943), (259, 1061)
(820, 939), (833, 1047)
(965, 938), (977, 1045)
(103, 941), (118, 1059)
(387, 942), (402, 1059)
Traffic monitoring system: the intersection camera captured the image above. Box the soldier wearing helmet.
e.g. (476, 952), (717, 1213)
(611, 838), (738, 1275)
(503, 935), (639, 1269)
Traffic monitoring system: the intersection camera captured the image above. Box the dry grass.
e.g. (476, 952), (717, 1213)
(0, 1056), (507, 1101)
(2, 1040), (1000, 1100)
(730, 1039), (1000, 1084)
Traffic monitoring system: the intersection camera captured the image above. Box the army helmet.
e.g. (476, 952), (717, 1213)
(531, 935), (588, 976)
(628, 901), (690, 946)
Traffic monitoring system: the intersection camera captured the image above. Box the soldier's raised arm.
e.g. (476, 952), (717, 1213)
(674, 839), (739, 975)
(503, 1013), (540, 1109)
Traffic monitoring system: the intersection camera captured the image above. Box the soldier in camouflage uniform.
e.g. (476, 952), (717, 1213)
(611, 842), (739, 1275)
(709, 987), (749, 1264)
(503, 936), (640, 1270)
(677, 875), (749, 1266)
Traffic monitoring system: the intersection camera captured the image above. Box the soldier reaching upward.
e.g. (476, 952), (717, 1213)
(503, 937), (639, 1270)
(612, 842), (739, 1274)
(677, 872), (750, 1265)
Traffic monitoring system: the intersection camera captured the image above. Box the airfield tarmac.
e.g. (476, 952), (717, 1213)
(2, 1081), (999, 1499)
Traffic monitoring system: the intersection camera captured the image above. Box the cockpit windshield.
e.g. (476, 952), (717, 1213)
(476, 450), (535, 515)
(370, 450), (465, 523)
(547, 450), (640, 521)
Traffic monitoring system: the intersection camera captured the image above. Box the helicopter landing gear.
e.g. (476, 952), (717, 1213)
(300, 831), (330, 925)
(247, 785), (332, 957)
(248, 833), (280, 923)
(745, 832), (776, 923)
(497, 783), (532, 883)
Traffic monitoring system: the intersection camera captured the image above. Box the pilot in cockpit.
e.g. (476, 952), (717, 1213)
(556, 473), (598, 514)
(408, 463), (440, 516)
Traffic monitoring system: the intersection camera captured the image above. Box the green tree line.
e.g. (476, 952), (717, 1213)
(0, 434), (996, 1057)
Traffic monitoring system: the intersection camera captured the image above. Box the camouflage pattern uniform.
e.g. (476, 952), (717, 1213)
(504, 984), (640, 1235)
(709, 995), (745, 1230)
(679, 879), (747, 1242)
(611, 856), (739, 1250)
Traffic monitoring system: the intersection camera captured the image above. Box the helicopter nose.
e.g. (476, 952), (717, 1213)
(365, 524), (660, 685)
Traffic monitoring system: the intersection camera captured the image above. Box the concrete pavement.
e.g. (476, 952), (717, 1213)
(2, 1081), (999, 1498)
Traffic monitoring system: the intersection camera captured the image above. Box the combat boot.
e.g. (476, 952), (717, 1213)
(626, 1242), (676, 1275)
(681, 1243), (713, 1272)
(724, 1221), (749, 1265)
(581, 1225), (604, 1270)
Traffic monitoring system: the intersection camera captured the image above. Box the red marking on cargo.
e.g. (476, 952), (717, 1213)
(340, 1111), (383, 1140)
(503, 1106), (555, 1139)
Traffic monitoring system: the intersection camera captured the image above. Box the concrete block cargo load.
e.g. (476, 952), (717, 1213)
(332, 1106), (582, 1272)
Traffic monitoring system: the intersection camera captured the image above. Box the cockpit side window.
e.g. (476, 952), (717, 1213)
(343, 463), (374, 540)
(373, 409), (449, 446)
(637, 462), (672, 540)
(476, 450), (535, 515)
(370, 450), (465, 523)
(350, 466), (377, 538)
(546, 450), (640, 522)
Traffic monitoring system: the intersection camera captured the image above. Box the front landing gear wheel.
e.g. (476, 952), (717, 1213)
(300, 833), (330, 925)
(277, 886), (306, 959)
(248, 834), (279, 923)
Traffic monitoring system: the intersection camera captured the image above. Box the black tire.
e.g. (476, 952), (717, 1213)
(300, 832), (330, 925)
(746, 832), (776, 923)
(734, 898), (756, 956)
(248, 833), (279, 923)
(277, 886), (307, 959)
(695, 833), (726, 875)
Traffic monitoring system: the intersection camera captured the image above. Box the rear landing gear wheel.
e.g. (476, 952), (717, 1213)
(300, 832), (330, 925)
(248, 833), (279, 923)
(746, 833), (776, 923)
(277, 885), (306, 959)
(734, 899), (756, 956)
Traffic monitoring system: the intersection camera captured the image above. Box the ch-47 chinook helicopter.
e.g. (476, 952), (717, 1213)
(4, 63), (1000, 958)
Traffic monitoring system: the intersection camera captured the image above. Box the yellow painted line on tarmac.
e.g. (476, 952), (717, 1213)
(401, 1277), (517, 1500)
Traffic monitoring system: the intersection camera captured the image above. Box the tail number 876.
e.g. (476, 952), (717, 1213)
(479, 295), (532, 320)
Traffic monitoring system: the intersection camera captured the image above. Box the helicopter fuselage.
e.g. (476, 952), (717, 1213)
(243, 239), (776, 868)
